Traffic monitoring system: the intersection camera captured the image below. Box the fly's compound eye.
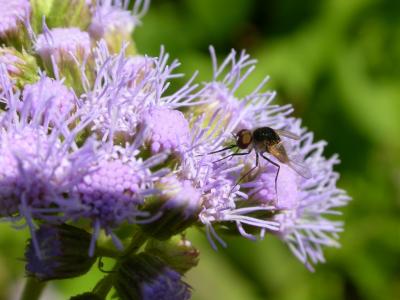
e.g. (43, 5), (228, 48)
(236, 129), (252, 149)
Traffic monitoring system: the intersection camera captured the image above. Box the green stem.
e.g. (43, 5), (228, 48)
(91, 228), (148, 299)
(96, 246), (120, 258)
(122, 228), (147, 257)
(20, 277), (46, 300)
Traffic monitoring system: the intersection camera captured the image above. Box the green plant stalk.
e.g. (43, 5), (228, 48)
(122, 228), (148, 257)
(20, 277), (46, 300)
(91, 228), (148, 299)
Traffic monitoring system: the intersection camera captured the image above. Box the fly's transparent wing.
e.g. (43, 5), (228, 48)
(288, 158), (312, 179)
(275, 129), (301, 140)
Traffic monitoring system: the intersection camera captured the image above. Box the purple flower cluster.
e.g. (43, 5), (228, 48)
(0, 0), (349, 278)
(0, 0), (30, 38)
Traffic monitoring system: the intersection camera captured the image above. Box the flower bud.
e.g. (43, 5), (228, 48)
(0, 47), (38, 89)
(89, 1), (140, 54)
(45, 0), (91, 30)
(145, 237), (199, 274)
(22, 75), (76, 121)
(115, 253), (191, 300)
(0, 0), (31, 49)
(140, 175), (201, 240)
(35, 26), (91, 91)
(25, 224), (96, 281)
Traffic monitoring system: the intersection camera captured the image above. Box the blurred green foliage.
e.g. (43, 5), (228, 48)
(1, 0), (399, 299)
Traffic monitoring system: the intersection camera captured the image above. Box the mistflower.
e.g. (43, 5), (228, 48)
(141, 175), (201, 239)
(89, 0), (149, 53)
(0, 0), (31, 39)
(0, 0), (351, 297)
(270, 119), (350, 270)
(143, 107), (190, 154)
(81, 42), (198, 142)
(115, 253), (191, 300)
(22, 75), (76, 121)
(67, 143), (168, 255)
(194, 47), (291, 136)
(35, 27), (91, 64)
(182, 49), (350, 270)
(25, 224), (96, 281)
(0, 68), (97, 220)
(71, 154), (151, 227)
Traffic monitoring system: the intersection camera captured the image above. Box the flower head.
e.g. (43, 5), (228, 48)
(0, 0), (31, 39)
(181, 49), (350, 269)
(0, 67), (97, 231)
(81, 42), (197, 143)
(22, 75), (77, 121)
(140, 175), (201, 239)
(115, 253), (191, 300)
(89, 0), (149, 53)
(143, 107), (190, 154)
(25, 224), (96, 281)
(35, 27), (91, 64)
(69, 147), (165, 228)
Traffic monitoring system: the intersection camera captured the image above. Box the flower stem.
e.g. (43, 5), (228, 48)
(91, 228), (148, 298)
(96, 246), (120, 258)
(20, 277), (46, 300)
(122, 228), (147, 256)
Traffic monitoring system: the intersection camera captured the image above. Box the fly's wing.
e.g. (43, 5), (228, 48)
(288, 158), (312, 179)
(275, 129), (301, 140)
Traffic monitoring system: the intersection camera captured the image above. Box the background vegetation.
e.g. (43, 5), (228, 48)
(1, 0), (399, 299)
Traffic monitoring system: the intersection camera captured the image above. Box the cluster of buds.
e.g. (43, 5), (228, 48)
(0, 0), (350, 299)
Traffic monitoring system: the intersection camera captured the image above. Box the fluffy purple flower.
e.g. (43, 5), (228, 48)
(22, 75), (76, 121)
(183, 49), (350, 269)
(143, 107), (190, 154)
(269, 119), (350, 270)
(194, 47), (291, 134)
(65, 140), (168, 255)
(0, 0), (31, 38)
(35, 27), (91, 63)
(80, 42), (198, 141)
(70, 148), (164, 228)
(156, 175), (201, 216)
(0, 68), (97, 245)
(89, 0), (149, 40)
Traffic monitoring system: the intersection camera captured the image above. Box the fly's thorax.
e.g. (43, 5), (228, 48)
(252, 127), (281, 153)
(253, 127), (281, 145)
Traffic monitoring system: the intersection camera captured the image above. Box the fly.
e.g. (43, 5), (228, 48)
(208, 127), (312, 193)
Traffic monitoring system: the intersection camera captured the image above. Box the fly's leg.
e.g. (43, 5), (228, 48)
(213, 149), (252, 163)
(230, 151), (258, 194)
(260, 153), (280, 197)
